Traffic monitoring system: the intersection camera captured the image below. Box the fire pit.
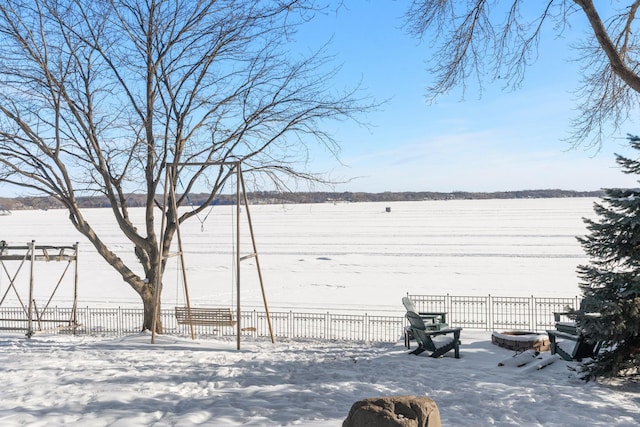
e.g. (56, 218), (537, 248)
(491, 330), (550, 352)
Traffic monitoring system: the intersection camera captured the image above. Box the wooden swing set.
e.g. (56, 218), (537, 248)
(0, 240), (79, 337)
(152, 161), (275, 349)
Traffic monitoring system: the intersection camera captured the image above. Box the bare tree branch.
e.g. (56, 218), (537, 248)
(0, 0), (372, 331)
(405, 0), (640, 148)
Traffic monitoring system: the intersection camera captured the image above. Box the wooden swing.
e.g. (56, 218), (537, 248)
(152, 161), (274, 349)
(172, 178), (237, 329)
(174, 306), (236, 327)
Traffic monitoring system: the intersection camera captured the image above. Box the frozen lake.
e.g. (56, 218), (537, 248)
(0, 197), (597, 314)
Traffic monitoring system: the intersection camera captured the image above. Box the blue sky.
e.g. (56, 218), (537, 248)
(1, 2), (637, 198)
(292, 1), (640, 193)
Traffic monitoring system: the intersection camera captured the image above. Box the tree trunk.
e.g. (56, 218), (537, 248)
(141, 283), (163, 333)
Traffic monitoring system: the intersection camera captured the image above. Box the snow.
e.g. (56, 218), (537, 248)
(491, 331), (547, 342)
(1, 198), (639, 426)
(2, 331), (639, 426)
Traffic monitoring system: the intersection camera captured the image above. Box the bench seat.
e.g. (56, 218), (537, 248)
(174, 307), (236, 327)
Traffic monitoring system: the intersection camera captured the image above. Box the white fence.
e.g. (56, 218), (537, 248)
(0, 294), (582, 342)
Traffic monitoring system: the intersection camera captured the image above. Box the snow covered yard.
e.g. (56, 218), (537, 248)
(1, 330), (638, 426)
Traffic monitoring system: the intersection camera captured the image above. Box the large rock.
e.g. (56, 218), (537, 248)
(342, 396), (441, 427)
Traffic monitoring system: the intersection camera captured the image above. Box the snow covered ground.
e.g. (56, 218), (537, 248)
(1, 331), (639, 426)
(1, 198), (639, 426)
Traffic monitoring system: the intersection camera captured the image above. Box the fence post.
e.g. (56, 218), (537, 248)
(530, 295), (535, 332)
(252, 310), (256, 338)
(488, 294), (492, 331)
(325, 312), (330, 340)
(289, 310), (293, 339)
(364, 313), (369, 342)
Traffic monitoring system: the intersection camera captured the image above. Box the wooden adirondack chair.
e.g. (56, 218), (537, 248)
(405, 311), (462, 359)
(547, 308), (601, 361)
(402, 297), (448, 330)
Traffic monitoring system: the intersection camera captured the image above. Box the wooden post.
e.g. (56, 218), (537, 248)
(27, 240), (35, 338)
(72, 242), (79, 335)
(169, 165), (195, 340)
(238, 164), (275, 344)
(236, 162), (242, 350)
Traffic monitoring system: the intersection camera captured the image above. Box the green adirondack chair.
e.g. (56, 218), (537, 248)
(402, 297), (448, 330)
(405, 311), (462, 358)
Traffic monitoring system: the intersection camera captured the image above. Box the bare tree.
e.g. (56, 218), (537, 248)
(0, 0), (368, 332)
(405, 1), (640, 147)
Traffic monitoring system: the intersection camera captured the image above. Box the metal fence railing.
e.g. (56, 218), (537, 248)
(0, 306), (405, 342)
(407, 294), (581, 333)
(0, 294), (583, 342)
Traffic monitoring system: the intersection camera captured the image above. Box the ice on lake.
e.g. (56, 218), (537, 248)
(0, 197), (596, 314)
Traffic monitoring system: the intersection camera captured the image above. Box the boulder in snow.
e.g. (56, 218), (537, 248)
(342, 395), (441, 427)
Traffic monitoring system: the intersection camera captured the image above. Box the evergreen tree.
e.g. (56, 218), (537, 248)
(576, 135), (640, 380)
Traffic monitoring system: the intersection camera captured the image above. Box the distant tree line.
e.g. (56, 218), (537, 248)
(0, 189), (607, 211)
